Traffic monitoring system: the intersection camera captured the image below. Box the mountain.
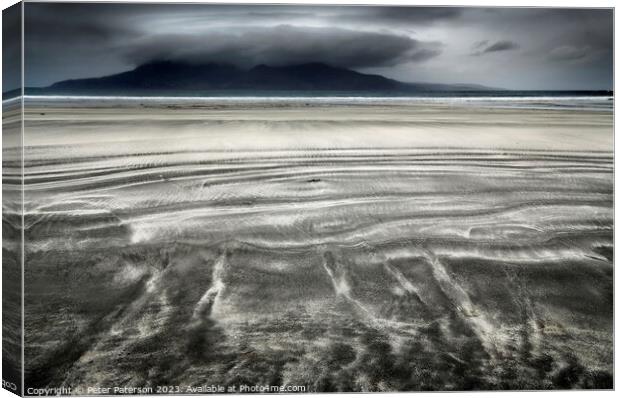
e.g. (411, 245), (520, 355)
(38, 61), (496, 95)
(239, 63), (405, 91)
(49, 61), (244, 91)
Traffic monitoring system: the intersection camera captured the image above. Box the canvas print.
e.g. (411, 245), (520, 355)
(1, 1), (614, 394)
(2, 3), (22, 395)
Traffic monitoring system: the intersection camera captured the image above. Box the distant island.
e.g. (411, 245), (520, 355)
(16, 61), (498, 97)
(3, 61), (614, 98)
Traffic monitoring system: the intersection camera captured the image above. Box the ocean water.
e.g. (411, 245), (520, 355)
(21, 92), (614, 109)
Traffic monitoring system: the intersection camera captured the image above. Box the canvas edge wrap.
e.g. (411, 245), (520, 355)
(2, 1), (24, 396)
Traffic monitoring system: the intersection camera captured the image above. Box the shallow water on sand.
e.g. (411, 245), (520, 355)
(13, 98), (613, 391)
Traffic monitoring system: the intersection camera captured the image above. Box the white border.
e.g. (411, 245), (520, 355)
(0, 1), (616, 398)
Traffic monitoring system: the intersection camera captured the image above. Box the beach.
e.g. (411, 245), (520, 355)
(1, 96), (23, 391)
(13, 96), (613, 391)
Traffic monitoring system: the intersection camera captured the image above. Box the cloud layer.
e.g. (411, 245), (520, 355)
(2, 3), (22, 92)
(123, 25), (442, 69)
(21, 3), (613, 90)
(471, 40), (520, 56)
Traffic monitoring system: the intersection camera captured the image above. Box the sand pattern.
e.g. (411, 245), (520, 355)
(14, 97), (613, 391)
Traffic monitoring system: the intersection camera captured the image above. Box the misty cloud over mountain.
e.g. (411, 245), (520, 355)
(21, 3), (614, 90)
(123, 26), (442, 69)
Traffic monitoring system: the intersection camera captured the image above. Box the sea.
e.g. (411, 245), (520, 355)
(3, 89), (613, 112)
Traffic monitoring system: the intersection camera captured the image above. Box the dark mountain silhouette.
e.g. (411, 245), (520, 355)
(41, 61), (496, 94)
(239, 62), (405, 91)
(49, 61), (243, 91)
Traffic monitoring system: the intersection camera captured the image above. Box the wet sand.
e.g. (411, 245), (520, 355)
(2, 97), (23, 392)
(14, 98), (613, 391)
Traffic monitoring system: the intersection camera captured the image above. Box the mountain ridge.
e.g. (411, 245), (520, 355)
(39, 61), (498, 94)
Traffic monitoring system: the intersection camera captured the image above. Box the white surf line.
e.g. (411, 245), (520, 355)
(192, 252), (227, 322)
(422, 249), (505, 359)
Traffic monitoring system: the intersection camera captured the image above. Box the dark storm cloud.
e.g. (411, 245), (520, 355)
(472, 40), (489, 50)
(23, 2), (144, 87)
(2, 3), (21, 93)
(123, 25), (441, 69)
(338, 6), (462, 24)
(544, 10), (613, 66)
(206, 6), (463, 25)
(24, 2), (139, 40)
(467, 8), (611, 62)
(21, 3), (613, 90)
(23, 3), (447, 86)
(549, 45), (592, 62)
(471, 40), (520, 56)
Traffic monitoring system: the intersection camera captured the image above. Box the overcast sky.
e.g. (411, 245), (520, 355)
(14, 2), (614, 90)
